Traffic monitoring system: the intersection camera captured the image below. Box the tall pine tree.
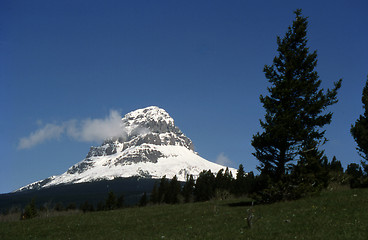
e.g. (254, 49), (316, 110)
(252, 9), (341, 188)
(158, 176), (169, 203)
(150, 182), (159, 204)
(165, 175), (181, 204)
(351, 76), (368, 175)
(182, 175), (195, 203)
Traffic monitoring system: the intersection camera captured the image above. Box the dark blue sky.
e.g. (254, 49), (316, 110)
(1, 0), (367, 193)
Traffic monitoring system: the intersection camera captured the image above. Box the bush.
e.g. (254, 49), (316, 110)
(105, 191), (117, 210)
(346, 163), (367, 188)
(21, 199), (37, 220)
(80, 201), (94, 213)
(54, 202), (65, 212)
(66, 203), (77, 211)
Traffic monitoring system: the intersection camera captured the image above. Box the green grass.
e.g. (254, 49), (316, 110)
(1, 188), (367, 240)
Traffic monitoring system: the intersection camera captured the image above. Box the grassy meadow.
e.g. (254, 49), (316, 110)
(1, 187), (367, 240)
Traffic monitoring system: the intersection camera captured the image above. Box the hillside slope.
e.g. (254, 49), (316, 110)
(1, 188), (367, 240)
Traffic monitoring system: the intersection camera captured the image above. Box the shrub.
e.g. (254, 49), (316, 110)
(22, 199), (37, 220)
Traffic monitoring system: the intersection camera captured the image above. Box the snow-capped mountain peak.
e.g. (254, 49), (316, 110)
(124, 106), (174, 131)
(17, 106), (236, 192)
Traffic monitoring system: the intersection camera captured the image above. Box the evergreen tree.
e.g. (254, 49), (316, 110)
(139, 192), (148, 207)
(215, 168), (233, 190)
(215, 169), (225, 189)
(105, 191), (117, 210)
(158, 176), (169, 203)
(223, 167), (233, 190)
(97, 201), (105, 211)
(351, 77), (368, 175)
(117, 194), (124, 209)
(80, 201), (94, 213)
(234, 164), (246, 195)
(236, 164), (246, 180)
(66, 203), (77, 211)
(182, 175), (195, 203)
(290, 142), (330, 198)
(165, 175), (181, 204)
(150, 182), (159, 204)
(22, 199), (37, 220)
(54, 202), (65, 212)
(214, 167), (234, 199)
(194, 170), (216, 201)
(245, 171), (256, 193)
(346, 163), (363, 179)
(325, 156), (346, 185)
(346, 163), (364, 188)
(234, 165), (255, 196)
(252, 9), (341, 191)
(329, 156), (343, 173)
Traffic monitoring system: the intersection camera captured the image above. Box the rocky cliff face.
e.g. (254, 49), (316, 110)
(70, 106), (194, 173)
(17, 106), (236, 192)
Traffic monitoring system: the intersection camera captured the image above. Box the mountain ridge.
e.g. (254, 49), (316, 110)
(17, 106), (236, 192)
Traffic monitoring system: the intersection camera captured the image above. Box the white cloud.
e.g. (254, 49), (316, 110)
(18, 110), (125, 149)
(215, 152), (232, 166)
(18, 123), (65, 149)
(66, 110), (124, 142)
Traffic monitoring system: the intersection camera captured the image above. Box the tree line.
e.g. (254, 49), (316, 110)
(17, 155), (365, 220)
(146, 166), (253, 205)
(17, 191), (125, 220)
(145, 156), (366, 206)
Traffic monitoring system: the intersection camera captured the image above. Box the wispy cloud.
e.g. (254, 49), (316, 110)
(18, 110), (125, 149)
(66, 110), (123, 142)
(18, 124), (65, 149)
(215, 152), (232, 166)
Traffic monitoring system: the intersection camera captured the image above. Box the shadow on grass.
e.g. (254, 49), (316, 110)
(226, 200), (257, 207)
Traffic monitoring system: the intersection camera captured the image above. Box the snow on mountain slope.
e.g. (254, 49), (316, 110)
(17, 106), (236, 192)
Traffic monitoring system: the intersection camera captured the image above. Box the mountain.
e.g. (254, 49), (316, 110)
(17, 106), (236, 192)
